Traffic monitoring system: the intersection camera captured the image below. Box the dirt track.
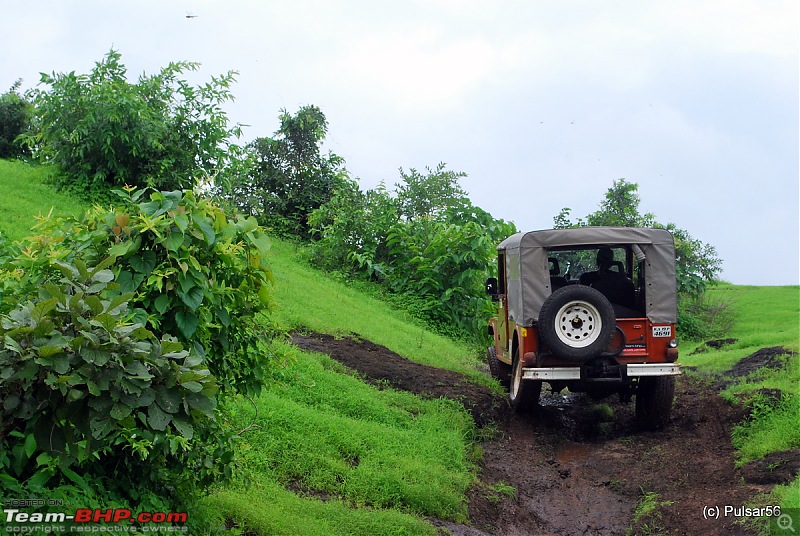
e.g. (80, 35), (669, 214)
(292, 332), (798, 536)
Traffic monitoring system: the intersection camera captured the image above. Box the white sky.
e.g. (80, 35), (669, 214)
(2, 0), (798, 285)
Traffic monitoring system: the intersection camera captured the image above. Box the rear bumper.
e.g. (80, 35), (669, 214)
(625, 363), (681, 377)
(522, 363), (681, 381)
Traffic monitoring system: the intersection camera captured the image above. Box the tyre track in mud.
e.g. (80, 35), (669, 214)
(292, 332), (791, 536)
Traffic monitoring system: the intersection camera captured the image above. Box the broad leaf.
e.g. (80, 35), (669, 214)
(177, 286), (203, 311)
(129, 250), (157, 275)
(154, 294), (171, 314)
(147, 402), (170, 431)
(175, 310), (198, 339)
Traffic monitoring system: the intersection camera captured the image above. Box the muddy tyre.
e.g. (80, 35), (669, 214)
(509, 347), (542, 412)
(538, 285), (615, 361)
(487, 346), (511, 390)
(636, 376), (675, 430)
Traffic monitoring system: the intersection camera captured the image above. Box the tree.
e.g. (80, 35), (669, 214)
(0, 79), (32, 159)
(223, 105), (348, 238)
(554, 179), (728, 339)
(555, 178), (722, 297)
(395, 162), (467, 221)
(585, 179), (656, 227)
(308, 178), (397, 276)
(26, 49), (242, 199)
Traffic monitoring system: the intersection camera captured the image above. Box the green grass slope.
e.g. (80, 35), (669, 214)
(682, 283), (799, 521)
(682, 284), (799, 373)
(198, 342), (474, 535)
(0, 160), (85, 242)
(197, 240), (490, 534)
(266, 237), (491, 384)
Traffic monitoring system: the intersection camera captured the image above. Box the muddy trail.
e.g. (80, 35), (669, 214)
(292, 333), (797, 536)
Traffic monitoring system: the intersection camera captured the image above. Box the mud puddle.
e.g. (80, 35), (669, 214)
(292, 332), (790, 535)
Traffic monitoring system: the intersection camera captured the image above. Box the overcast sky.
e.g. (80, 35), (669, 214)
(3, 1), (798, 285)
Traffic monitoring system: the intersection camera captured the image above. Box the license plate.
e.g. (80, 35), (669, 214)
(652, 326), (672, 337)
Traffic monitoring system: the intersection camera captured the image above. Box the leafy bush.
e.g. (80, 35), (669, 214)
(0, 187), (274, 511)
(308, 178), (397, 276)
(309, 164), (515, 341)
(384, 203), (515, 339)
(5, 187), (275, 392)
(677, 293), (735, 341)
(0, 264), (224, 493)
(0, 79), (32, 159)
(26, 50), (243, 200)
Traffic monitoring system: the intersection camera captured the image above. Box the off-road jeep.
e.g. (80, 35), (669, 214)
(486, 227), (680, 428)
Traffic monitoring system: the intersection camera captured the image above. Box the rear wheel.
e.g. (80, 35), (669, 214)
(635, 376), (675, 430)
(487, 346), (511, 389)
(509, 346), (541, 413)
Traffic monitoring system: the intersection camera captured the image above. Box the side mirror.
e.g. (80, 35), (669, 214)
(485, 277), (499, 301)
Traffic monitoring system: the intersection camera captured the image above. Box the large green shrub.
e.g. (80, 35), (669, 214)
(384, 202), (516, 339)
(309, 164), (516, 341)
(0, 266), (223, 497)
(308, 178), (397, 276)
(0, 187), (274, 510)
(26, 50), (243, 200)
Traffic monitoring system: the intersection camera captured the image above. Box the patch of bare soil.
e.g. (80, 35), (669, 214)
(291, 332), (508, 427)
(689, 338), (738, 355)
(291, 332), (789, 536)
(725, 346), (795, 378)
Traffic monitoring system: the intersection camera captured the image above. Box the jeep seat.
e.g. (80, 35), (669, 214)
(549, 257), (569, 291)
(591, 270), (636, 310)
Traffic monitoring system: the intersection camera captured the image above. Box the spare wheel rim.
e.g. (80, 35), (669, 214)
(554, 300), (603, 348)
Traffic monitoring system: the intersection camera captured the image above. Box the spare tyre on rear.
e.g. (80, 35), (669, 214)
(538, 285), (615, 361)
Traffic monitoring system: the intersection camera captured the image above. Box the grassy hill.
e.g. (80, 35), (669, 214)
(0, 160), (85, 242)
(1, 159), (797, 534)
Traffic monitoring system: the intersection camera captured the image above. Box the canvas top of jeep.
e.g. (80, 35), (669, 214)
(499, 226), (676, 327)
(486, 227), (680, 426)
